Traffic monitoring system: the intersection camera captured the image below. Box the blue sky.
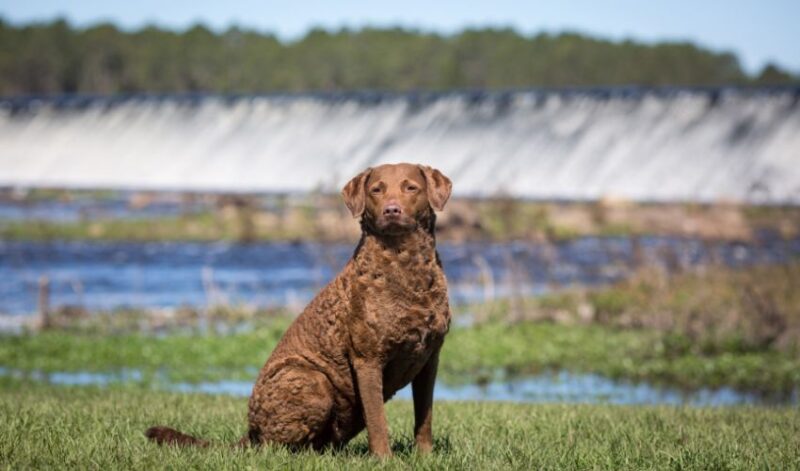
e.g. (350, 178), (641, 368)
(1, 1), (798, 74)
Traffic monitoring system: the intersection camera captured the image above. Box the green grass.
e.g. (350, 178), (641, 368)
(0, 381), (797, 469)
(0, 213), (269, 243)
(2, 321), (799, 393)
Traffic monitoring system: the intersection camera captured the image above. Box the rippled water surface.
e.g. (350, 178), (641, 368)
(1, 236), (798, 314)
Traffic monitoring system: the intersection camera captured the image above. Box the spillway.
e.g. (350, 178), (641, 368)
(1, 88), (799, 203)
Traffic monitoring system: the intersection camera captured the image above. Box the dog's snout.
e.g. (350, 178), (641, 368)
(383, 204), (402, 217)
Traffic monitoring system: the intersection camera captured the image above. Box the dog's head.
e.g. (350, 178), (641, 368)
(342, 163), (452, 235)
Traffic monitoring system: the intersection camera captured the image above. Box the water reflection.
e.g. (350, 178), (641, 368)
(2, 367), (794, 407)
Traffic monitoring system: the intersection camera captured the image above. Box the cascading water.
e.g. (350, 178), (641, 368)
(1, 88), (799, 203)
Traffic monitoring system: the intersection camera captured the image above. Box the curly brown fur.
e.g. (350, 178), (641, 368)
(145, 163), (453, 457)
(144, 426), (209, 447)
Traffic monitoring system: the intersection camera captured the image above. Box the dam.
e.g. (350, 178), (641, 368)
(1, 87), (799, 203)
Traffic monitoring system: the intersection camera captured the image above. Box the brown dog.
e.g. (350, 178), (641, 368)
(146, 163), (452, 457)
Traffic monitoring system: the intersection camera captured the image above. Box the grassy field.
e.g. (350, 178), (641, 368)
(481, 262), (800, 356)
(1, 381), (798, 470)
(2, 259), (799, 468)
(2, 320), (798, 393)
(2, 262), (798, 394)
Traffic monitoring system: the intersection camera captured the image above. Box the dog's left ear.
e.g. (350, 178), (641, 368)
(418, 165), (452, 211)
(341, 167), (373, 218)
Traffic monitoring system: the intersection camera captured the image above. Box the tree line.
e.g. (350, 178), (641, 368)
(0, 18), (797, 96)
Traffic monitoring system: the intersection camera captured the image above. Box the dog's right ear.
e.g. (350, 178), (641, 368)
(341, 168), (372, 218)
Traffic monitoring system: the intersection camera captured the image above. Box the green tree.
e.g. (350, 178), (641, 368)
(0, 18), (796, 96)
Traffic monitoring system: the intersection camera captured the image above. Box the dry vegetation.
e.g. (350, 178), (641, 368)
(476, 262), (800, 356)
(3, 190), (799, 243)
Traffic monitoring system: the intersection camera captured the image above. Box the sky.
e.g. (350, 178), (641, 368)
(1, 0), (798, 74)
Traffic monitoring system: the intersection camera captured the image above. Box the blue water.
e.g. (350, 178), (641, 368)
(176, 372), (797, 407)
(0, 197), (206, 222)
(1, 236), (798, 314)
(1, 366), (794, 407)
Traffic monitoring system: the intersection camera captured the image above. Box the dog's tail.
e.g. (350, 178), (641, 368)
(145, 425), (253, 448)
(145, 426), (210, 447)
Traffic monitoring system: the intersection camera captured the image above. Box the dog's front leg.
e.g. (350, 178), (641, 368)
(353, 358), (391, 457)
(412, 348), (439, 454)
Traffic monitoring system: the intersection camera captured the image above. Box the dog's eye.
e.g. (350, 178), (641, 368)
(371, 186), (382, 194)
(406, 185), (418, 192)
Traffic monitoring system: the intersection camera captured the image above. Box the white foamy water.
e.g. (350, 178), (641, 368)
(1, 89), (799, 203)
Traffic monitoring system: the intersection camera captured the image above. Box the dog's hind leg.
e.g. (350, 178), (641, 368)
(247, 366), (336, 450)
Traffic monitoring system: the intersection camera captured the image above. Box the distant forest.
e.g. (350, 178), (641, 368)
(1, 18), (797, 96)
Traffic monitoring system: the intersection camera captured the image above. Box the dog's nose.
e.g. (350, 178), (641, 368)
(383, 204), (402, 217)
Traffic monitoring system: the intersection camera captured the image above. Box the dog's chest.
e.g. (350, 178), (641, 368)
(355, 248), (450, 353)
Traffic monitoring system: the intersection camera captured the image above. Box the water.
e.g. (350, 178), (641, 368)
(1, 236), (798, 314)
(1, 366), (793, 407)
(2, 88), (800, 203)
(0, 196), (206, 222)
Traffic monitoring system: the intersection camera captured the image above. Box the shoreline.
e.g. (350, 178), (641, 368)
(2, 261), (797, 395)
(2, 195), (798, 243)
